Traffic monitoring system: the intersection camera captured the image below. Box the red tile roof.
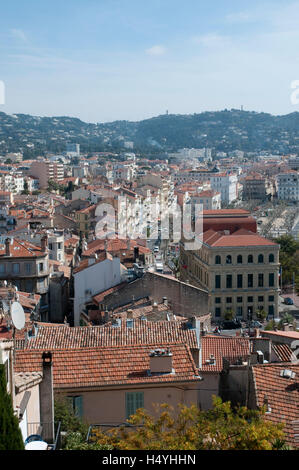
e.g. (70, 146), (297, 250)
(202, 228), (277, 248)
(272, 344), (297, 363)
(262, 330), (299, 341)
(201, 335), (250, 372)
(17, 321), (199, 350)
(252, 363), (299, 448)
(0, 238), (46, 258)
(15, 343), (201, 388)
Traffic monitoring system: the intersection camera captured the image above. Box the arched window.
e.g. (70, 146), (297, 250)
(258, 254), (264, 263)
(215, 255), (221, 265)
(269, 253), (274, 263)
(237, 255), (243, 264)
(226, 255), (232, 264)
(248, 255), (253, 263)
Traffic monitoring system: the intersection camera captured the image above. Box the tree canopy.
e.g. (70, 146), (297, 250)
(0, 364), (24, 450)
(89, 397), (287, 450)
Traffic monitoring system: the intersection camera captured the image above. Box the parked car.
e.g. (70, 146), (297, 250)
(284, 297), (294, 305)
(154, 246), (159, 253)
(221, 319), (242, 330)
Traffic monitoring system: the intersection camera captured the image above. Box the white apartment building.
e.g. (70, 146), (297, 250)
(277, 171), (299, 201)
(210, 173), (238, 204)
(73, 253), (125, 326)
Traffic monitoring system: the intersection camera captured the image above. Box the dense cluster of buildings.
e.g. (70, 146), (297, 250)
(0, 146), (298, 449)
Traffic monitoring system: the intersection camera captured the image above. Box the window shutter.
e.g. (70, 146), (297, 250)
(74, 396), (83, 418)
(126, 392), (144, 419)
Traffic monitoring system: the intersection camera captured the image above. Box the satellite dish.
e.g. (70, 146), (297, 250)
(11, 302), (25, 330)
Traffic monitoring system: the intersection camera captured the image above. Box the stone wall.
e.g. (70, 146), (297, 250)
(102, 271), (209, 318)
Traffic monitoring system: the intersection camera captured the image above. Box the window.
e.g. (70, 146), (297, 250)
(126, 392), (144, 420)
(226, 275), (232, 289)
(226, 255), (232, 264)
(215, 255), (221, 265)
(269, 273), (275, 287)
(215, 297), (221, 304)
(268, 305), (274, 317)
(226, 297), (232, 304)
(258, 254), (264, 263)
(258, 296), (264, 302)
(66, 396), (83, 418)
(258, 273), (264, 287)
(237, 306), (243, 317)
(39, 263), (44, 272)
(268, 295), (274, 302)
(248, 274), (253, 288)
(25, 280), (33, 292)
(269, 254), (275, 263)
(215, 307), (221, 318)
(12, 263), (20, 274)
(0, 264), (5, 273)
(25, 263), (32, 274)
(237, 274), (243, 288)
(247, 296), (253, 303)
(237, 255), (243, 264)
(248, 255), (253, 263)
(237, 297), (243, 303)
(215, 275), (221, 289)
(49, 243), (53, 250)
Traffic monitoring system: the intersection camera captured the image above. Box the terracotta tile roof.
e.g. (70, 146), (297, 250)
(73, 251), (113, 274)
(17, 320), (199, 350)
(92, 282), (128, 304)
(15, 343), (201, 388)
(0, 238), (45, 258)
(203, 209), (250, 216)
(262, 330), (299, 341)
(203, 228), (277, 247)
(83, 238), (151, 257)
(201, 335), (250, 372)
(252, 363), (299, 448)
(272, 344), (298, 363)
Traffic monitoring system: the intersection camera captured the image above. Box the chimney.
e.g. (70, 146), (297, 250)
(126, 238), (130, 250)
(134, 246), (139, 262)
(5, 238), (11, 257)
(40, 352), (54, 442)
(104, 308), (109, 323)
(162, 297), (168, 306)
(152, 302), (158, 310)
(127, 309), (133, 319)
(41, 234), (48, 252)
(257, 350), (264, 364)
(149, 348), (173, 374)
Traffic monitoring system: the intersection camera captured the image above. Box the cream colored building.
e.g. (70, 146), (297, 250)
(180, 229), (280, 321)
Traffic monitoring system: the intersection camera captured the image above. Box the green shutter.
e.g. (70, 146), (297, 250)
(126, 392), (144, 420)
(74, 396), (83, 418)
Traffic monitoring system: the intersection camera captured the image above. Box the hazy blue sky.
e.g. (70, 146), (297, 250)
(1, 0), (299, 122)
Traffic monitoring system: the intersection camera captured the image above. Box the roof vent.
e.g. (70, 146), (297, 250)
(280, 369), (296, 379)
(126, 318), (134, 329)
(206, 354), (216, 365)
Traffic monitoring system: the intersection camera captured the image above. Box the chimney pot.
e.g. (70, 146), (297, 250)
(5, 238), (11, 256)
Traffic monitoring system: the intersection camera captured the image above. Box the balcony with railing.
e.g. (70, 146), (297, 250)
(26, 421), (61, 450)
